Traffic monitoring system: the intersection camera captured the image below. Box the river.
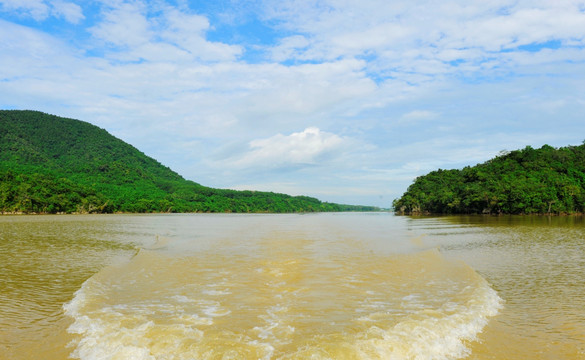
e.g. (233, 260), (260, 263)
(0, 213), (583, 359)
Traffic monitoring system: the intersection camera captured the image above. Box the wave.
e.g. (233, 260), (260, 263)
(63, 246), (502, 360)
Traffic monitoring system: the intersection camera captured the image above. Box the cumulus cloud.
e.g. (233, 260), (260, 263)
(227, 127), (347, 169)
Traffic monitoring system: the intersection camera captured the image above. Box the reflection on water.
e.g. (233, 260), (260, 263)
(1, 213), (584, 359)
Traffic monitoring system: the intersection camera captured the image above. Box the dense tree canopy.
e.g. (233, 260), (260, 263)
(0, 110), (378, 214)
(393, 143), (585, 215)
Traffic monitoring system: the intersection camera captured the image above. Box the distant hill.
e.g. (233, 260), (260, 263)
(393, 143), (585, 215)
(0, 110), (377, 214)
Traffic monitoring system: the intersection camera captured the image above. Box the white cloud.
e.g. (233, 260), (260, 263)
(229, 59), (376, 131)
(261, 0), (585, 81)
(402, 110), (438, 121)
(0, 0), (49, 20)
(227, 127), (347, 169)
(51, 0), (84, 24)
(0, 19), (83, 87)
(269, 35), (311, 62)
(0, 0), (84, 23)
(90, 2), (151, 48)
(458, 6), (585, 51)
(89, 2), (241, 62)
(160, 7), (242, 61)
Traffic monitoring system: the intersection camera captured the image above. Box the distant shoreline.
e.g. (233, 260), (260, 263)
(0, 210), (386, 216)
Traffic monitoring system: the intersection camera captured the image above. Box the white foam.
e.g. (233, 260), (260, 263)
(65, 312), (157, 360)
(64, 278), (209, 360)
(202, 289), (231, 296)
(354, 281), (503, 360)
(252, 305), (295, 345)
(402, 294), (421, 301)
(201, 304), (231, 317)
(170, 295), (196, 303)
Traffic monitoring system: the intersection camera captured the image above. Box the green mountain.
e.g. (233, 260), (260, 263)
(0, 110), (377, 214)
(393, 143), (585, 215)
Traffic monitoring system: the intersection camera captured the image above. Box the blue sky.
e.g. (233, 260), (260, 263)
(1, 0), (585, 207)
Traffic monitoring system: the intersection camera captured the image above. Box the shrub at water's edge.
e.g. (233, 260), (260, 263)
(393, 143), (585, 215)
(0, 110), (378, 214)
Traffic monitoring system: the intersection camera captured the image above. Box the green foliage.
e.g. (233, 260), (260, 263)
(0, 110), (376, 214)
(393, 144), (585, 215)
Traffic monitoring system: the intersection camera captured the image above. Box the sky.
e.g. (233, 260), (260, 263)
(1, 0), (585, 207)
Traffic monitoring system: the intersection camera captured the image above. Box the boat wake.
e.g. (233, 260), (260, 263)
(64, 242), (502, 360)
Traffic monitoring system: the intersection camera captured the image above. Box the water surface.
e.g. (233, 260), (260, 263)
(0, 213), (583, 359)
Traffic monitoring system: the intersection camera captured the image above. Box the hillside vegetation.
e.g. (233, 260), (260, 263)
(0, 110), (377, 214)
(393, 143), (585, 215)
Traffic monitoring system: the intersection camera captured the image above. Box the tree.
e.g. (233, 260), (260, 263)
(393, 143), (585, 215)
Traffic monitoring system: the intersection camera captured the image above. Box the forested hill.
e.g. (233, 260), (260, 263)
(0, 110), (377, 214)
(392, 143), (585, 215)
